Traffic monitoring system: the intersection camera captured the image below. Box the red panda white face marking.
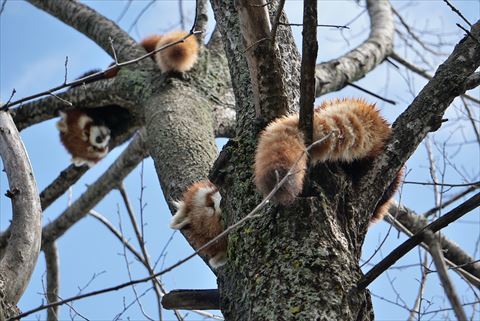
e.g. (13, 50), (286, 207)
(57, 109), (111, 168)
(89, 125), (111, 149)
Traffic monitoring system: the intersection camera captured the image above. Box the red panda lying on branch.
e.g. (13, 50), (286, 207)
(57, 31), (199, 167)
(170, 98), (403, 268)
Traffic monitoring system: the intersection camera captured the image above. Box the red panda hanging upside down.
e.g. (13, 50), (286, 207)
(56, 109), (111, 167)
(170, 98), (403, 268)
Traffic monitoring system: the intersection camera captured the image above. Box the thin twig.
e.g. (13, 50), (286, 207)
(3, 31), (201, 109)
(63, 56), (68, 85)
(423, 185), (479, 218)
(403, 180), (480, 187)
(347, 81), (396, 105)
(389, 51), (480, 105)
(116, 0), (132, 23)
(279, 22), (349, 29)
(358, 193), (480, 290)
(443, 0), (472, 27)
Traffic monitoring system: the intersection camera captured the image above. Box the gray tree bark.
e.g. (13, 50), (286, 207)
(0, 112), (42, 317)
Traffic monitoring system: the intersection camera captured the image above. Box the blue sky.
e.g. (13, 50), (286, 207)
(0, 1), (479, 320)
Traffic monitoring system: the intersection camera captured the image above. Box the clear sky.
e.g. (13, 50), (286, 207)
(0, 1), (479, 320)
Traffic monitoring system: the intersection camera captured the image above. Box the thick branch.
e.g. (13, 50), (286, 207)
(162, 289), (220, 310)
(236, 0), (289, 123)
(358, 193), (480, 290)
(42, 131), (148, 244)
(315, 0), (394, 96)
(12, 78), (139, 131)
(0, 111), (42, 305)
(298, 0), (318, 146)
(386, 203), (480, 282)
(359, 20), (480, 215)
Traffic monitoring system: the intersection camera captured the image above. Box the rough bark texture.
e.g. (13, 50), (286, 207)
(0, 112), (42, 311)
(210, 1), (374, 320)
(145, 48), (229, 201)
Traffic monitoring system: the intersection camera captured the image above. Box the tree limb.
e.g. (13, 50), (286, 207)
(358, 192), (480, 290)
(315, 0), (394, 96)
(162, 289), (219, 310)
(236, 0), (289, 123)
(43, 242), (60, 321)
(0, 111), (42, 305)
(358, 20), (480, 218)
(11, 78), (140, 131)
(425, 231), (468, 321)
(42, 130), (148, 244)
(26, 0), (143, 62)
(386, 202), (480, 284)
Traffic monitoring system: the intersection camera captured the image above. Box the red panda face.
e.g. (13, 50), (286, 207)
(88, 125), (110, 149)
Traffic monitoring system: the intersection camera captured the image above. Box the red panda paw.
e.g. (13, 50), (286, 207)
(209, 251), (227, 269)
(170, 200), (191, 229)
(71, 157), (95, 168)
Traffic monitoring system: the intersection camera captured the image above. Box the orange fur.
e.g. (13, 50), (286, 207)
(57, 109), (110, 167)
(171, 180), (227, 268)
(154, 30), (199, 73)
(254, 98), (395, 222)
(140, 34), (163, 54)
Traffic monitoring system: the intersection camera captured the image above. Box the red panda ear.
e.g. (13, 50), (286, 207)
(56, 111), (68, 133)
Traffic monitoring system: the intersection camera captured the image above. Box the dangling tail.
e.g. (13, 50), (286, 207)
(254, 98), (392, 206)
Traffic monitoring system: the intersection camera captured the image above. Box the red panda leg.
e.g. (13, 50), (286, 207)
(370, 168), (404, 223)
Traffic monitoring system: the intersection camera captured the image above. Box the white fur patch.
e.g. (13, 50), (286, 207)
(89, 125), (111, 148)
(211, 191), (222, 214)
(170, 201), (191, 229)
(209, 252), (227, 269)
(78, 114), (92, 130)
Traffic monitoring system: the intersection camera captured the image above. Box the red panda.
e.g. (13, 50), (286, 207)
(56, 109), (111, 167)
(170, 180), (227, 268)
(154, 30), (199, 73)
(254, 98), (402, 222)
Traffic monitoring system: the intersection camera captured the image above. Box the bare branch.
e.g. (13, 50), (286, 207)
(426, 231), (468, 321)
(42, 130), (148, 244)
(443, 0), (472, 27)
(390, 51), (480, 105)
(358, 193), (480, 290)
(27, 0), (142, 61)
(236, 0), (289, 122)
(0, 111), (42, 305)
(162, 289), (219, 310)
(315, 0), (394, 96)
(298, 0), (318, 146)
(385, 203), (480, 284)
(43, 242), (60, 321)
(359, 20), (480, 218)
